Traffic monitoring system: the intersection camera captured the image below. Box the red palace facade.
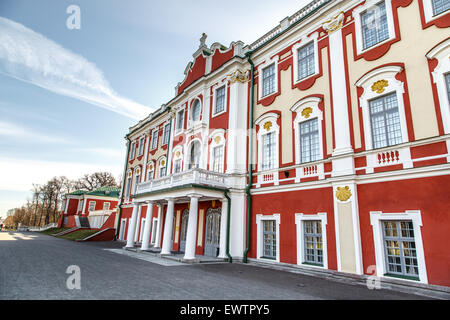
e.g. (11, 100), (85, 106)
(116, 0), (450, 288)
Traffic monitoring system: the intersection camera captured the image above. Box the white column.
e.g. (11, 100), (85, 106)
(154, 204), (163, 248)
(125, 202), (140, 248)
(134, 205), (142, 242)
(183, 195), (200, 260)
(161, 199), (175, 255)
(140, 201), (154, 251)
(218, 198), (229, 259)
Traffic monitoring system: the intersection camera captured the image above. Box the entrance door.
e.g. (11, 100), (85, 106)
(179, 210), (189, 252)
(204, 208), (221, 257)
(119, 219), (126, 240)
(151, 218), (158, 245)
(139, 219), (146, 242)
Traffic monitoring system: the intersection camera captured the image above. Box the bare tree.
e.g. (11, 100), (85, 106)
(73, 172), (119, 191)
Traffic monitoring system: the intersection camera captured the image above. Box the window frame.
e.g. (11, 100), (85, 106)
(370, 210), (428, 284)
(256, 113), (280, 173)
(175, 109), (185, 134)
(88, 201), (96, 212)
(295, 213), (328, 269)
(292, 33), (319, 84)
(352, 0), (396, 56)
(190, 98), (202, 124)
(103, 202), (110, 211)
(257, 56), (279, 101)
(129, 141), (136, 160)
(150, 129), (158, 150)
(212, 84), (227, 116)
(137, 137), (145, 156)
(423, 0), (450, 22)
(355, 65), (409, 150)
(256, 214), (281, 262)
(162, 123), (171, 145)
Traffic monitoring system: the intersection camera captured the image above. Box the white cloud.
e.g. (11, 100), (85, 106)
(0, 17), (152, 120)
(0, 157), (122, 192)
(0, 120), (69, 144)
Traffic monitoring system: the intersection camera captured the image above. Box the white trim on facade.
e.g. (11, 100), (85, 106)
(256, 213), (281, 263)
(370, 210), (428, 284)
(292, 32), (320, 85)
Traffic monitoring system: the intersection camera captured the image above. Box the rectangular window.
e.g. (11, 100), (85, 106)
(159, 167), (166, 178)
(299, 118), (320, 163)
(129, 142), (136, 159)
(151, 130), (158, 150)
(88, 201), (96, 212)
(262, 132), (275, 171)
(133, 175), (140, 194)
(103, 202), (110, 211)
(174, 159), (182, 173)
(125, 177), (132, 198)
(163, 123), (170, 145)
(303, 220), (323, 266)
(176, 110), (184, 132)
(369, 92), (402, 149)
(138, 137), (145, 156)
(382, 220), (419, 279)
(212, 146), (224, 172)
(361, 1), (389, 50)
(432, 0), (450, 16)
(262, 220), (277, 259)
(262, 64), (276, 97)
(147, 170), (153, 181)
(215, 86), (226, 114)
(297, 42), (315, 80)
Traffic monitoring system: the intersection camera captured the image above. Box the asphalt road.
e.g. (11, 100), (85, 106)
(0, 231), (429, 300)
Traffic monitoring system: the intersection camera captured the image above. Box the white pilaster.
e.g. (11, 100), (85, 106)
(140, 201), (154, 251)
(183, 195), (201, 260)
(161, 199), (175, 255)
(154, 204), (163, 248)
(125, 202), (140, 248)
(218, 198), (229, 259)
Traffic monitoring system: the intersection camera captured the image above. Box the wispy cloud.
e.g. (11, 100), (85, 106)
(0, 17), (152, 120)
(0, 120), (69, 144)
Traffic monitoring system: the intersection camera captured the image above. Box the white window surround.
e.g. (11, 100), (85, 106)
(290, 96), (324, 165)
(355, 65), (409, 150)
(157, 156), (167, 178)
(212, 83), (228, 117)
(370, 210), (428, 284)
(103, 202), (110, 210)
(188, 97), (203, 127)
(422, 0), (450, 23)
(172, 146), (184, 173)
(426, 38), (450, 134)
(88, 201), (96, 212)
(256, 112), (280, 172)
(138, 137), (145, 156)
(209, 129), (226, 173)
(175, 108), (186, 135)
(162, 122), (171, 145)
(184, 138), (203, 170)
(292, 32), (319, 85)
(150, 217), (158, 244)
(257, 56), (279, 101)
(129, 142), (136, 159)
(295, 213), (328, 269)
(119, 218), (127, 240)
(146, 161), (155, 181)
(150, 128), (158, 150)
(352, 0), (396, 56)
(256, 214), (281, 262)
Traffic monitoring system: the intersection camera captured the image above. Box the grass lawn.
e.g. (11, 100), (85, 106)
(57, 229), (99, 241)
(39, 227), (69, 235)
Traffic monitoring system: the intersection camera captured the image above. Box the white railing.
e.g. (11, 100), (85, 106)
(256, 169), (279, 187)
(248, 0), (329, 50)
(295, 162), (325, 182)
(135, 168), (228, 195)
(28, 223), (58, 232)
(366, 146), (413, 173)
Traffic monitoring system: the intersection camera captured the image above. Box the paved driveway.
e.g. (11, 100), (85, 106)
(0, 231), (429, 300)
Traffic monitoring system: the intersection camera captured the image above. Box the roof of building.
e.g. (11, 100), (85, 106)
(86, 186), (121, 198)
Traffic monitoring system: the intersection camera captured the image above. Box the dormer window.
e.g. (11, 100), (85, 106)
(191, 99), (201, 122)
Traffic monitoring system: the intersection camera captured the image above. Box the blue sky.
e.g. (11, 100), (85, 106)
(0, 0), (309, 218)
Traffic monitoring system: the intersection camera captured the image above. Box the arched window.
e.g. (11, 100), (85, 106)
(188, 141), (201, 169)
(191, 99), (201, 122)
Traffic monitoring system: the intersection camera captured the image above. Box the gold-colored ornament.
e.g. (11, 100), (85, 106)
(161, 160), (165, 166)
(149, 164), (153, 170)
(336, 186), (352, 201)
(301, 107), (313, 119)
(176, 151), (181, 158)
(227, 69), (250, 83)
(212, 200), (216, 208)
(323, 12), (344, 34)
(371, 80), (389, 94)
(214, 136), (221, 144)
(263, 121), (272, 131)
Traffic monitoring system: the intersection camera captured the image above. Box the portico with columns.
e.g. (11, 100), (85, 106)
(124, 183), (231, 262)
